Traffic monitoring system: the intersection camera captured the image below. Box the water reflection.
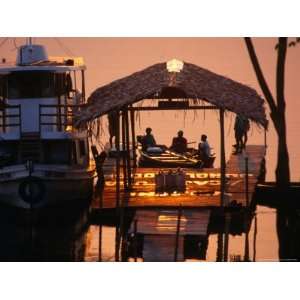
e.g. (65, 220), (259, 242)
(1, 200), (300, 262)
(276, 207), (300, 261)
(0, 202), (90, 261)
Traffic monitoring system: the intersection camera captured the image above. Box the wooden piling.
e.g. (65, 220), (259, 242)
(121, 110), (128, 189)
(244, 215), (250, 262)
(133, 219), (138, 262)
(244, 231), (250, 262)
(219, 108), (226, 207)
(115, 110), (121, 261)
(217, 232), (224, 262)
(245, 157), (249, 207)
(125, 108), (132, 187)
(130, 106), (137, 168)
(98, 223), (102, 262)
(223, 212), (230, 262)
(98, 181), (103, 262)
(253, 214), (257, 262)
(174, 205), (182, 262)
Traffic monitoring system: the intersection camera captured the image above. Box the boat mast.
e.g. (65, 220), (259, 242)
(27, 37), (33, 45)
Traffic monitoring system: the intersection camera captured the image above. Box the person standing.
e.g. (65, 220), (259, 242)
(233, 114), (250, 154)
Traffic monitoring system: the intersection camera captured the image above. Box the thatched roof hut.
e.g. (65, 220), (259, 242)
(75, 59), (267, 128)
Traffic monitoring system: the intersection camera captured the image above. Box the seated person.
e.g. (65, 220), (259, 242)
(141, 127), (156, 151)
(170, 130), (187, 154)
(198, 134), (211, 160)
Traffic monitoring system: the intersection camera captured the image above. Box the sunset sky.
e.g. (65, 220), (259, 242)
(1, 37), (300, 179)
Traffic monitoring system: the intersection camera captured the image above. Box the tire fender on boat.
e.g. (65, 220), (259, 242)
(18, 176), (46, 205)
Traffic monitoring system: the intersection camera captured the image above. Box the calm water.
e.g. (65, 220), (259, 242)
(83, 205), (285, 262)
(1, 201), (300, 262)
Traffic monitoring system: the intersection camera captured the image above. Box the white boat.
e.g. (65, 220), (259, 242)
(0, 40), (96, 208)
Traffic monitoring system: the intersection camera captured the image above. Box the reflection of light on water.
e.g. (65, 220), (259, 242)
(84, 225), (116, 262)
(158, 215), (187, 223)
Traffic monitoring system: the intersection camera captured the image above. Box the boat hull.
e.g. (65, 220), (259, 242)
(138, 150), (204, 168)
(0, 165), (96, 209)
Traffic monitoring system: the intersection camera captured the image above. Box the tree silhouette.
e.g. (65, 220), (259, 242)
(244, 37), (290, 190)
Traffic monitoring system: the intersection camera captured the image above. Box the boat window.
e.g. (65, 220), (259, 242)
(7, 71), (56, 99)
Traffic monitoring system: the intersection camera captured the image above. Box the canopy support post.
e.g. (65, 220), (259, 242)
(121, 110), (128, 190)
(81, 70), (86, 103)
(130, 106), (137, 168)
(219, 108), (226, 207)
(125, 108), (132, 188)
(115, 110), (121, 261)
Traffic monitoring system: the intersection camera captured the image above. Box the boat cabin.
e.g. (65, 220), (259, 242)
(0, 44), (89, 168)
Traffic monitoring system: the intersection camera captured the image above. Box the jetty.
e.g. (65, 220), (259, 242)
(93, 144), (265, 210)
(75, 59), (268, 261)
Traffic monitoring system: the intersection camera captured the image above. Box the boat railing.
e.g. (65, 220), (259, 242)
(39, 104), (86, 133)
(0, 104), (22, 133)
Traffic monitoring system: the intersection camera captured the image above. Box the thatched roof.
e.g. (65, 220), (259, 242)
(75, 60), (267, 128)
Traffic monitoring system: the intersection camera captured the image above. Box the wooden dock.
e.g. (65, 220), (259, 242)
(128, 209), (210, 236)
(92, 145), (266, 210)
(127, 209), (210, 262)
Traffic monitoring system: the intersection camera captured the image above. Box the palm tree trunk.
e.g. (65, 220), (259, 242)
(275, 112), (290, 188)
(244, 37), (290, 190)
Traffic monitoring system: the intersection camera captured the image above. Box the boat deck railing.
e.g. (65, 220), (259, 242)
(0, 104), (22, 133)
(39, 103), (86, 132)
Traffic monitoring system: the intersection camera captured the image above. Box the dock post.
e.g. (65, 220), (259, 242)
(118, 194), (126, 262)
(125, 108), (132, 188)
(98, 199), (103, 262)
(130, 106), (137, 168)
(219, 108), (226, 207)
(244, 230), (250, 262)
(253, 214), (257, 262)
(216, 232), (224, 262)
(133, 219), (138, 262)
(121, 110), (128, 190)
(223, 212), (230, 262)
(115, 110), (121, 262)
(174, 205), (182, 262)
(245, 157), (249, 207)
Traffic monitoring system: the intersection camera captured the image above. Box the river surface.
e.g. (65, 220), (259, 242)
(1, 200), (299, 262)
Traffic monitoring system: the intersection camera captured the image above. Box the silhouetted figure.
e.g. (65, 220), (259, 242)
(233, 114), (250, 154)
(198, 134), (214, 168)
(108, 111), (118, 148)
(198, 134), (211, 160)
(170, 130), (187, 154)
(141, 127), (156, 151)
(91, 145), (107, 186)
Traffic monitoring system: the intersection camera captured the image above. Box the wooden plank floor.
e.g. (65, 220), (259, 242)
(128, 209), (211, 236)
(93, 145), (266, 209)
(129, 209), (210, 262)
